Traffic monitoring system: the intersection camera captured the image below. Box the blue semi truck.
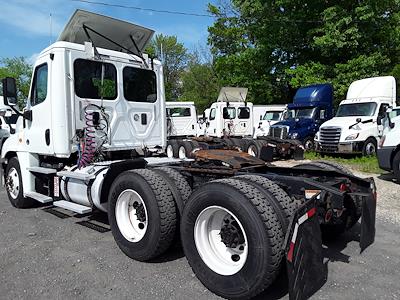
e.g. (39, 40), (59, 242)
(268, 84), (334, 150)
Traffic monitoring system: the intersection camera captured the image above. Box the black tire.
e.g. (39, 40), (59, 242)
(393, 151), (400, 183)
(246, 140), (263, 157)
(166, 140), (179, 158)
(223, 138), (235, 147)
(154, 167), (192, 207)
(314, 160), (353, 175)
(303, 136), (315, 151)
(229, 138), (242, 148)
(181, 178), (284, 299)
(5, 157), (35, 208)
(178, 140), (194, 158)
(236, 175), (298, 225)
(107, 169), (177, 261)
(362, 137), (377, 156)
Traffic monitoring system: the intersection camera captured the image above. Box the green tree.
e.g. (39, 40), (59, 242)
(0, 57), (32, 107)
(208, 1), (400, 105)
(146, 34), (189, 100)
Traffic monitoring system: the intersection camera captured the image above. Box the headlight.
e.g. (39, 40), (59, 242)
(345, 133), (359, 141)
(290, 132), (299, 139)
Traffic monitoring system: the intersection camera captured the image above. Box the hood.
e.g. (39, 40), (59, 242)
(272, 118), (315, 129)
(320, 116), (374, 130)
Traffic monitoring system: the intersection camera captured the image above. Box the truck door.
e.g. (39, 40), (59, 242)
(23, 57), (54, 155)
(206, 107), (217, 136)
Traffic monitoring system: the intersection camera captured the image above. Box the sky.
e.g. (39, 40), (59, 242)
(0, 0), (216, 63)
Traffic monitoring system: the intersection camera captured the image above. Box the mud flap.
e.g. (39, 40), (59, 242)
(293, 146), (304, 161)
(260, 145), (274, 162)
(360, 190), (376, 252)
(285, 198), (326, 300)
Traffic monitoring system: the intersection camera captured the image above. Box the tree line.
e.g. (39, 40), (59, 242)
(1, 0), (399, 111)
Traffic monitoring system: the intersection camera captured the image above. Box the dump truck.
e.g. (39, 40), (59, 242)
(1, 10), (377, 300)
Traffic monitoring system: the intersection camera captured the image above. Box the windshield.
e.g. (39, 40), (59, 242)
(284, 107), (315, 119)
(263, 111), (282, 121)
(336, 102), (377, 117)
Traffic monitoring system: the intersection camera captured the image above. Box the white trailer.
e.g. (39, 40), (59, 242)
(0, 10), (377, 300)
(315, 76), (396, 155)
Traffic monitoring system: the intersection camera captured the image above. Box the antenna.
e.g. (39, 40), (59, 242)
(49, 13), (52, 45)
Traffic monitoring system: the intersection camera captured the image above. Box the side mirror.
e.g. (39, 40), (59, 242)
(2, 77), (18, 106)
(202, 112), (206, 119)
(377, 115), (383, 125)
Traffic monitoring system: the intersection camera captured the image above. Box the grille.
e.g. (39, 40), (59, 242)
(319, 127), (341, 152)
(269, 126), (288, 139)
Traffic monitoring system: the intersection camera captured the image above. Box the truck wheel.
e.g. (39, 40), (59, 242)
(362, 137), (377, 156)
(166, 140), (179, 158)
(155, 167), (192, 205)
(181, 178), (284, 299)
(246, 141), (262, 157)
(393, 151), (400, 183)
(314, 160), (353, 175)
(178, 141), (193, 159)
(5, 157), (35, 208)
(303, 137), (315, 151)
(108, 169), (177, 261)
(236, 175), (298, 223)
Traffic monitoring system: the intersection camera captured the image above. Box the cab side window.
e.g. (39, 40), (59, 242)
(209, 108), (216, 120)
(31, 64), (48, 106)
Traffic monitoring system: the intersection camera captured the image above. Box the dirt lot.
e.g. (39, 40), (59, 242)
(0, 162), (400, 299)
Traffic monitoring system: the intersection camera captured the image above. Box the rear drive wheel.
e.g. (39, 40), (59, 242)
(303, 137), (315, 151)
(166, 140), (178, 158)
(362, 137), (377, 156)
(108, 169), (177, 261)
(181, 178), (284, 299)
(178, 141), (193, 159)
(5, 157), (35, 208)
(246, 141), (263, 157)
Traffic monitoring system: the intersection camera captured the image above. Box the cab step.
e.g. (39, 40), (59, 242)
(27, 166), (57, 174)
(53, 200), (92, 214)
(57, 170), (95, 181)
(25, 192), (53, 203)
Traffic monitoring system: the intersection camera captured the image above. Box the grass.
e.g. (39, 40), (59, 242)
(304, 151), (382, 174)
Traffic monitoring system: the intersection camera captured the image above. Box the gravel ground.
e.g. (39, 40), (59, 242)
(0, 163), (399, 300)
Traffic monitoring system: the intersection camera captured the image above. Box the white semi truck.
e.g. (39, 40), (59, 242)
(166, 93), (293, 159)
(377, 107), (400, 181)
(0, 9), (377, 300)
(315, 76), (396, 156)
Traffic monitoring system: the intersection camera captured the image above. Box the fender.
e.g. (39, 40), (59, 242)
(99, 158), (147, 204)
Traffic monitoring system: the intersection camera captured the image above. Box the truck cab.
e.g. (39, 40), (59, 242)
(315, 76), (396, 156)
(253, 104), (287, 138)
(166, 101), (198, 138)
(377, 107), (400, 180)
(268, 84), (333, 150)
(205, 87), (254, 138)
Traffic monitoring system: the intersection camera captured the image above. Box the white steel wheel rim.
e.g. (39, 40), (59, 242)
(7, 167), (20, 199)
(194, 206), (248, 276)
(248, 145), (257, 157)
(166, 144), (174, 158)
(178, 146), (187, 159)
(365, 142), (376, 155)
(115, 189), (148, 242)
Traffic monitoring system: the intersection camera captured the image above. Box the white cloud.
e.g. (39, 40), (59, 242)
(0, 1), (64, 37)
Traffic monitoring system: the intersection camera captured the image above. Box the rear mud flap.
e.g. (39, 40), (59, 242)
(293, 146), (304, 161)
(260, 145), (274, 162)
(360, 192), (376, 252)
(285, 198), (326, 300)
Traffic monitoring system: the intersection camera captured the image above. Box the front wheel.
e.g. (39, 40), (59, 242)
(362, 138), (377, 156)
(5, 157), (35, 208)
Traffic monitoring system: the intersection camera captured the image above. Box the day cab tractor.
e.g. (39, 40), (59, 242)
(1, 10), (377, 300)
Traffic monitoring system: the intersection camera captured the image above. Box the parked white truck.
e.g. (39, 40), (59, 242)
(315, 76), (396, 156)
(377, 107), (400, 181)
(0, 9), (377, 300)
(166, 93), (296, 159)
(253, 104), (287, 138)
